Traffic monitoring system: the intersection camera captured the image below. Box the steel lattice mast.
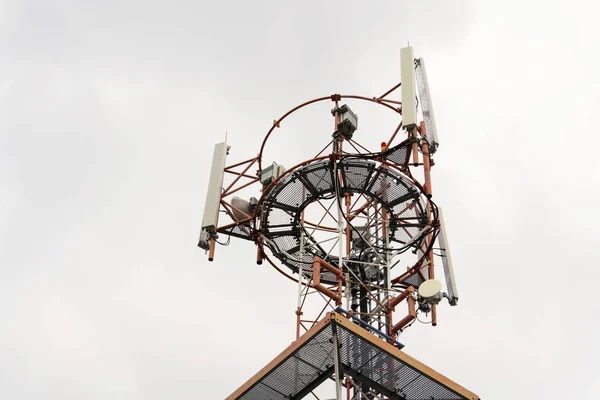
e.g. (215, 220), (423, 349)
(198, 47), (475, 400)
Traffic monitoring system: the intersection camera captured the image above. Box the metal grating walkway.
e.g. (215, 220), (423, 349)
(260, 140), (428, 285)
(226, 312), (479, 400)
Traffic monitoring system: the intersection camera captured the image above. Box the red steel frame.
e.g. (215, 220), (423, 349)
(205, 82), (443, 399)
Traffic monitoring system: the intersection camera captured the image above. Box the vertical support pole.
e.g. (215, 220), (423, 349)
(256, 241), (263, 265)
(426, 202), (437, 326)
(331, 102), (344, 400)
(293, 235), (304, 394)
(380, 166), (391, 334)
(344, 272), (350, 311)
(344, 194), (352, 312)
(411, 126), (420, 166)
(422, 120), (437, 325)
(208, 238), (216, 261)
(296, 231), (305, 340)
(332, 100), (348, 312)
(345, 377), (351, 400)
(337, 199), (346, 305)
(420, 121), (432, 198)
(294, 186), (307, 393)
(383, 208), (391, 292)
(429, 263), (437, 326)
(345, 193), (352, 255)
(332, 325), (342, 400)
(296, 187), (307, 339)
(332, 98), (341, 155)
(383, 207), (391, 334)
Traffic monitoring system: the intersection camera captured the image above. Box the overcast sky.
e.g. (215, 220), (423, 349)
(1, 1), (599, 399)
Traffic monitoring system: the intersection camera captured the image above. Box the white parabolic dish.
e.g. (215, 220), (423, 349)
(418, 279), (442, 300)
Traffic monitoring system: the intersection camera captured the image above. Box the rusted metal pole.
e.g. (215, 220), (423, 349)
(420, 121), (432, 198)
(312, 258), (342, 304)
(224, 156), (259, 171)
(345, 377), (351, 400)
(378, 81), (401, 100)
(392, 295), (416, 334)
(208, 238), (216, 262)
(388, 286), (414, 311)
(411, 126), (420, 166)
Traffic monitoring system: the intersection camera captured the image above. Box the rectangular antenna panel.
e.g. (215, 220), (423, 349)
(437, 207), (459, 305)
(201, 141), (228, 231)
(400, 46), (417, 129)
(415, 57), (439, 152)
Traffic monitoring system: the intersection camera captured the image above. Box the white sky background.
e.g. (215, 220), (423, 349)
(1, 1), (599, 399)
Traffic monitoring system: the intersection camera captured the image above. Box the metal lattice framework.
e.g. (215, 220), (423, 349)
(200, 74), (476, 398)
(207, 91), (440, 336)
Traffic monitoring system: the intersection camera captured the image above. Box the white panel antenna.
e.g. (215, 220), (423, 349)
(437, 207), (459, 305)
(415, 58), (439, 153)
(201, 141), (228, 231)
(400, 46), (417, 129)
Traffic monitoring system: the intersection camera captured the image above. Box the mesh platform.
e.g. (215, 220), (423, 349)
(260, 141), (428, 285)
(226, 312), (479, 400)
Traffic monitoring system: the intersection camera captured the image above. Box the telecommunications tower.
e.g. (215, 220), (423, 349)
(198, 47), (479, 400)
